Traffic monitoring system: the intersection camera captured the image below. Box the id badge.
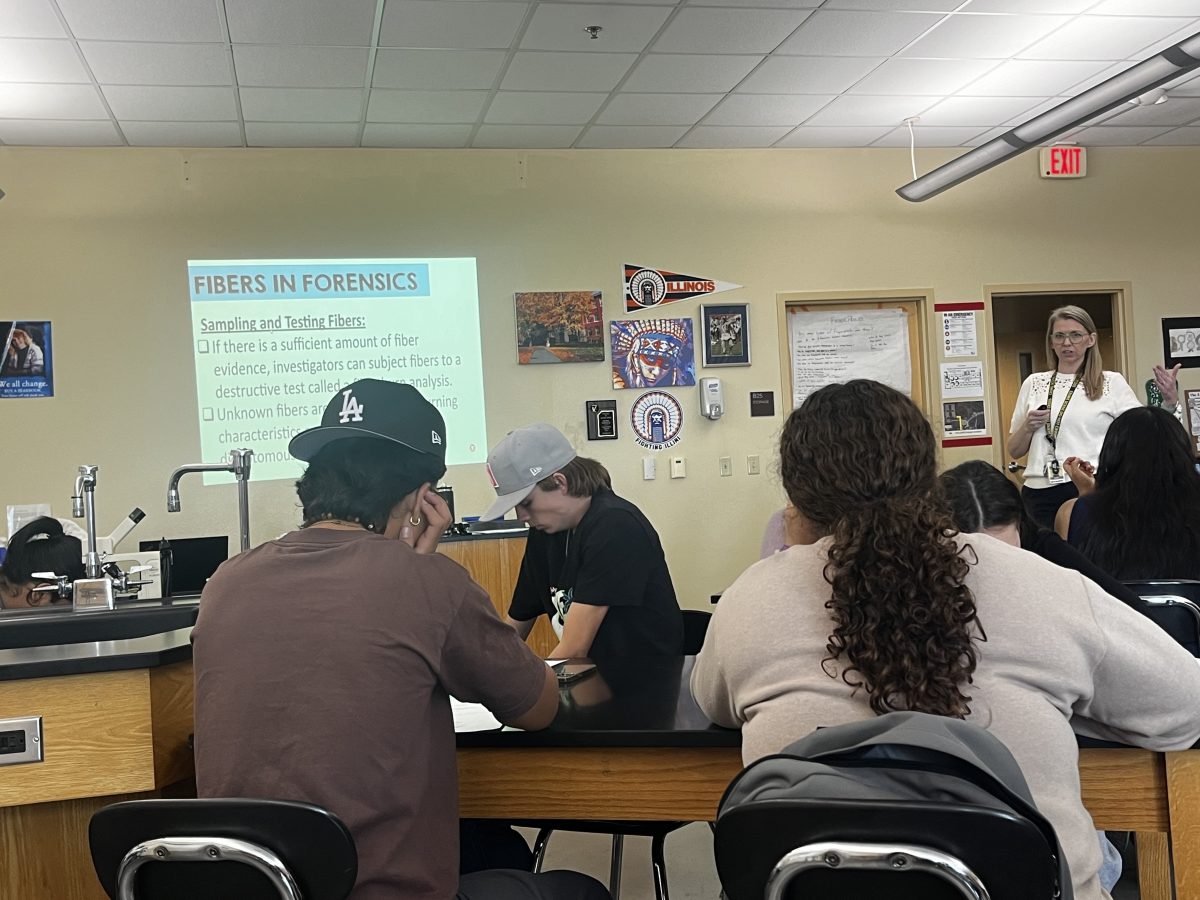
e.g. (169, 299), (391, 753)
(1044, 456), (1068, 485)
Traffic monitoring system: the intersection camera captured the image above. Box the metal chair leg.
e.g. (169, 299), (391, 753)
(532, 828), (553, 873)
(608, 834), (624, 900)
(651, 832), (670, 900)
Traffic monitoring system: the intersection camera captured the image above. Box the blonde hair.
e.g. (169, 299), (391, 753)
(1045, 305), (1103, 401)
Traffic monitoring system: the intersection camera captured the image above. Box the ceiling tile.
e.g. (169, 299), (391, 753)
(244, 122), (359, 146)
(373, 49), (507, 90)
(704, 93), (833, 126)
(240, 87), (363, 122)
(596, 93), (723, 125)
(381, 1), (530, 50)
(1087, 0), (1200, 14)
(653, 8), (813, 54)
(622, 54), (763, 93)
(55, 0), (224, 42)
(736, 56), (883, 94)
(0, 83), (108, 119)
(818, 0), (962, 9)
(232, 46), (368, 89)
(1142, 125), (1200, 143)
(805, 93), (938, 125)
(775, 125), (892, 146)
(224, 0), (377, 45)
(957, 59), (1115, 96)
(0, 0), (67, 38)
(501, 51), (637, 92)
(0, 38), (90, 83)
(848, 58), (998, 94)
(1072, 124), (1176, 143)
(962, 125), (1007, 145)
(776, 11), (943, 56)
(485, 91), (607, 124)
(872, 124), (988, 145)
(82, 41), (231, 86)
(368, 89), (489, 123)
(472, 124), (584, 147)
(121, 120), (243, 146)
(901, 13), (1070, 59)
(576, 124), (689, 147)
(916, 95), (1042, 126)
(1018, 16), (1195, 60)
(101, 85), (238, 121)
(1163, 71), (1200, 95)
(1001, 97), (1062, 125)
(521, 4), (672, 53)
(362, 123), (474, 147)
(963, 0), (1093, 11)
(0, 119), (121, 145)
(675, 125), (792, 147)
(687, 0), (819, 6)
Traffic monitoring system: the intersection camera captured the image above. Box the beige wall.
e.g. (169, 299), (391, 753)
(1, 146), (1198, 608)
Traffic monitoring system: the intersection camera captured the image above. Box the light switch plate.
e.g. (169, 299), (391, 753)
(670, 457), (686, 479)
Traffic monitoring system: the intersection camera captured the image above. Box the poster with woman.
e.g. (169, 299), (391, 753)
(0, 321), (54, 398)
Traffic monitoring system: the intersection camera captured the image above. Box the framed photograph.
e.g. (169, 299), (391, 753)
(701, 303), (750, 367)
(515, 291), (605, 365)
(1162, 316), (1200, 370)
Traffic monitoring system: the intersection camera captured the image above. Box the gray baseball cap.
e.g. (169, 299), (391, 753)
(482, 423), (577, 520)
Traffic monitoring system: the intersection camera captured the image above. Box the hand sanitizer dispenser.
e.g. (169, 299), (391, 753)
(700, 377), (724, 420)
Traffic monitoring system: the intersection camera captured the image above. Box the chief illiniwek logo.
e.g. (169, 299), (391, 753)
(623, 264), (742, 313)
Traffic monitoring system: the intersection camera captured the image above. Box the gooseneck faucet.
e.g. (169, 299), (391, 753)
(72, 464), (102, 578)
(166, 448), (254, 552)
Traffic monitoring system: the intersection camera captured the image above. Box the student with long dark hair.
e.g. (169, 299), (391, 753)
(1056, 406), (1200, 580)
(692, 379), (1200, 900)
(0, 516), (82, 609)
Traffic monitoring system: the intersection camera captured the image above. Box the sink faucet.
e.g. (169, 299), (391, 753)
(166, 448), (254, 552)
(72, 465), (102, 578)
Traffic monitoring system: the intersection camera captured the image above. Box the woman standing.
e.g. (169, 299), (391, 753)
(1006, 305), (1180, 528)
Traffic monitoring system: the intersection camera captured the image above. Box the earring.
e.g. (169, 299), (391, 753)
(408, 512), (422, 527)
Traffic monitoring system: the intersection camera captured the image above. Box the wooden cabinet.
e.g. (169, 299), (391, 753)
(438, 535), (557, 658)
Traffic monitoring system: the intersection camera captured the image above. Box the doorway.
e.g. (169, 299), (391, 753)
(987, 285), (1131, 473)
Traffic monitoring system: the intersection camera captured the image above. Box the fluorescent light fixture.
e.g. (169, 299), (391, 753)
(897, 30), (1200, 202)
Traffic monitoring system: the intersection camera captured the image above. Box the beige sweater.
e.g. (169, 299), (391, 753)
(692, 533), (1200, 900)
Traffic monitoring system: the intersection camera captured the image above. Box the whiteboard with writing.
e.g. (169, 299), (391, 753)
(789, 308), (912, 407)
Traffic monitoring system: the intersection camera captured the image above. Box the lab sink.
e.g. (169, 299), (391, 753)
(0, 602), (198, 651)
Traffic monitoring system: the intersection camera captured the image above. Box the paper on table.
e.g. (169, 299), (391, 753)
(451, 698), (502, 732)
(545, 659), (565, 667)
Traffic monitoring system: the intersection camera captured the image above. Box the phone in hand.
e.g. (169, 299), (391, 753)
(555, 662), (597, 684)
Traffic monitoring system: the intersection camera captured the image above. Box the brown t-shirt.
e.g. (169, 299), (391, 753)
(192, 528), (548, 900)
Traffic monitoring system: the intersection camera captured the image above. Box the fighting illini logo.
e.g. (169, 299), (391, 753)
(631, 391), (683, 451)
(623, 263), (742, 313)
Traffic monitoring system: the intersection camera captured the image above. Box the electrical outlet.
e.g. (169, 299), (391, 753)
(747, 454), (761, 475)
(643, 457), (656, 480)
(718, 456), (732, 477)
(670, 457), (686, 479)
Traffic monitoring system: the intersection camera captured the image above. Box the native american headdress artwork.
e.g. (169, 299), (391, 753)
(610, 318), (695, 390)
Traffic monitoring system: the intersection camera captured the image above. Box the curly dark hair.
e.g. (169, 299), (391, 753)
(781, 380), (984, 718)
(1075, 406), (1200, 579)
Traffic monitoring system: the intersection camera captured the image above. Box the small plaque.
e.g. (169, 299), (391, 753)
(749, 391), (775, 417)
(586, 399), (618, 441)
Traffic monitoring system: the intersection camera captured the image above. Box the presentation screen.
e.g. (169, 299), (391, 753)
(188, 257), (486, 483)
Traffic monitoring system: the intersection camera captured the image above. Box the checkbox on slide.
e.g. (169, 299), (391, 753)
(202, 408), (215, 421)
(197, 339), (210, 353)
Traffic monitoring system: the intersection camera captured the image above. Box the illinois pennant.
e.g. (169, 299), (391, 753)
(623, 264), (742, 313)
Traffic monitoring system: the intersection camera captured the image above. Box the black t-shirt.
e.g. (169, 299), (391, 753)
(509, 489), (683, 658)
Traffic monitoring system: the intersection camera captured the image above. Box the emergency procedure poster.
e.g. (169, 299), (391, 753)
(788, 308), (911, 407)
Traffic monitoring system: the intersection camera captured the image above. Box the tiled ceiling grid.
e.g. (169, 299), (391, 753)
(1, 0), (1199, 149)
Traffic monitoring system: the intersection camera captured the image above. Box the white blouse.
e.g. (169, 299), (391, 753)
(1008, 370), (1140, 490)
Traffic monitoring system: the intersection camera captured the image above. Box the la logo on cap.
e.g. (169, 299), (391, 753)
(338, 389), (365, 424)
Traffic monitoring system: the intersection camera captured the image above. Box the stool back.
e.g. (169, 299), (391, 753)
(1124, 580), (1200, 656)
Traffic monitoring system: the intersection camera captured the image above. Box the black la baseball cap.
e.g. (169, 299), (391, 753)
(288, 379), (447, 463)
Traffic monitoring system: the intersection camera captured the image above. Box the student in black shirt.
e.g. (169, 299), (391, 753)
(483, 423), (682, 659)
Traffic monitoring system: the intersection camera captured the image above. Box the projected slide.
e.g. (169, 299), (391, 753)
(188, 257), (486, 483)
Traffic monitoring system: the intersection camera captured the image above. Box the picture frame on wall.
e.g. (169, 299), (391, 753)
(1162, 315), (1200, 370)
(701, 303), (750, 367)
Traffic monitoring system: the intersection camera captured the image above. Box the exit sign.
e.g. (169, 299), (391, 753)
(1039, 145), (1087, 178)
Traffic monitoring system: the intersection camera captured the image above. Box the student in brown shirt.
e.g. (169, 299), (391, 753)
(193, 379), (608, 900)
